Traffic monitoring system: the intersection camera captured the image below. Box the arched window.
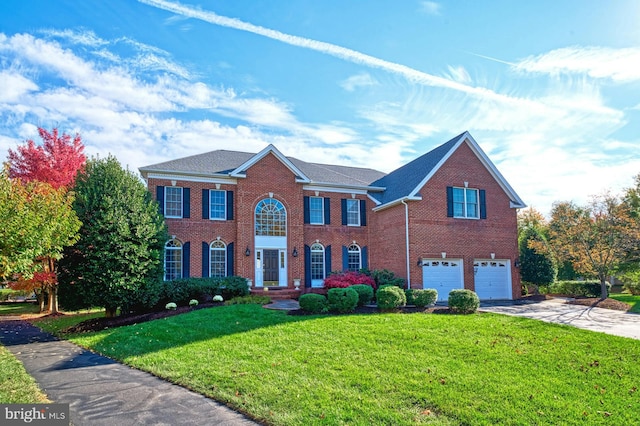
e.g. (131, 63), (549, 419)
(164, 238), (182, 281)
(310, 243), (325, 286)
(347, 243), (361, 272)
(255, 198), (286, 236)
(210, 240), (227, 278)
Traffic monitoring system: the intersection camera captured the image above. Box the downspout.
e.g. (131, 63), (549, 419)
(401, 199), (411, 289)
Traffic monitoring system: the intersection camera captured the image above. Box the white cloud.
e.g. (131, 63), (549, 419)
(0, 71), (38, 102)
(420, 1), (442, 16)
(444, 65), (471, 84)
(41, 28), (108, 47)
(340, 73), (378, 92)
(513, 46), (640, 83)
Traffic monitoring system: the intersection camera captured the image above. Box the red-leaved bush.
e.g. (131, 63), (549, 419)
(324, 271), (376, 290)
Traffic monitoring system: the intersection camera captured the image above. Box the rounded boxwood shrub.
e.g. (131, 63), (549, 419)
(350, 284), (374, 306)
(299, 293), (328, 314)
(327, 287), (359, 313)
(412, 289), (438, 308)
(376, 285), (406, 310)
(448, 289), (480, 314)
(405, 289), (415, 305)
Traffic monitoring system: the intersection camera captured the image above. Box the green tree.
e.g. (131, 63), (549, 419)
(58, 156), (167, 317)
(518, 227), (557, 287)
(0, 171), (80, 311)
(547, 194), (640, 299)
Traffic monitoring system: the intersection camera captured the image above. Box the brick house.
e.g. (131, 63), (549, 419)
(139, 131), (526, 300)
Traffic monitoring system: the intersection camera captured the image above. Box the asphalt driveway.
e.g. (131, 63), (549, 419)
(480, 298), (640, 340)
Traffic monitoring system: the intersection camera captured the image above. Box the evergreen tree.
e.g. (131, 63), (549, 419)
(518, 227), (557, 287)
(58, 156), (167, 317)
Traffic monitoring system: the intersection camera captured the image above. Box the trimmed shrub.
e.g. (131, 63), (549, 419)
(405, 289), (415, 305)
(412, 289), (438, 308)
(299, 293), (329, 314)
(366, 269), (405, 289)
(350, 284), (374, 306)
(549, 280), (610, 298)
(376, 285), (406, 310)
(219, 276), (250, 299)
(324, 271), (376, 290)
(327, 287), (359, 313)
(623, 282), (640, 295)
(448, 289), (479, 314)
(156, 276), (249, 308)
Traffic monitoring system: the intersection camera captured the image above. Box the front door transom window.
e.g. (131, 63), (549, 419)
(255, 198), (286, 236)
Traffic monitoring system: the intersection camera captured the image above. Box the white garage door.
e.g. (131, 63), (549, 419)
(474, 260), (512, 300)
(422, 259), (463, 302)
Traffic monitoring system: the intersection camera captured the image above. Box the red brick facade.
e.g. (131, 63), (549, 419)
(143, 134), (524, 299)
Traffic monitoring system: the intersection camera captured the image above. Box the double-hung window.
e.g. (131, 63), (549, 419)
(347, 244), (361, 271)
(346, 199), (360, 226)
(209, 190), (226, 220)
(165, 187), (183, 218)
(309, 196), (324, 225)
(453, 187), (479, 219)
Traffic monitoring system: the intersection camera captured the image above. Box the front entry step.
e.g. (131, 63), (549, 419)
(250, 288), (301, 300)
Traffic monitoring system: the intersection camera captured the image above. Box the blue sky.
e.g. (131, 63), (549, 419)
(1, 0), (639, 215)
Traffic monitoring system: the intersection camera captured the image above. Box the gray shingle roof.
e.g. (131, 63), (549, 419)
(140, 149), (386, 187)
(369, 132), (465, 205)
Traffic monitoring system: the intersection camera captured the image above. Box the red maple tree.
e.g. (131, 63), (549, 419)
(7, 127), (86, 189)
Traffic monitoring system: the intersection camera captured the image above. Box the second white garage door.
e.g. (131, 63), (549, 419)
(474, 260), (512, 300)
(422, 259), (463, 302)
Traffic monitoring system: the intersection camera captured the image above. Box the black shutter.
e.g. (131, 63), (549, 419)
(342, 245), (348, 271)
(227, 242), (234, 276)
(202, 189), (209, 219)
(325, 245), (332, 277)
(479, 189), (487, 219)
(341, 199), (347, 225)
(304, 245), (312, 288)
(303, 196), (310, 224)
(183, 188), (191, 218)
(361, 246), (368, 270)
(359, 199), (367, 226)
(156, 186), (165, 215)
(324, 198), (331, 224)
(202, 242), (209, 278)
(182, 242), (190, 278)
(446, 186), (454, 217)
(226, 191), (234, 220)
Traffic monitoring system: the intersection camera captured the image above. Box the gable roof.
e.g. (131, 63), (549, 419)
(139, 145), (386, 189)
(370, 131), (526, 210)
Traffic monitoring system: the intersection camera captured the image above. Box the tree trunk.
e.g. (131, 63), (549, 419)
(600, 274), (608, 300)
(47, 286), (59, 314)
(36, 290), (46, 313)
(105, 307), (117, 318)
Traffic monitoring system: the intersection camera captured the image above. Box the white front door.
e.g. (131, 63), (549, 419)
(422, 259), (464, 302)
(474, 260), (512, 300)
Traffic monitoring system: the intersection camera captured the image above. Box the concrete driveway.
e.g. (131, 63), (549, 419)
(479, 298), (640, 340)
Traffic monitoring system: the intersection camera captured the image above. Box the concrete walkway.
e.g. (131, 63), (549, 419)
(480, 298), (640, 340)
(0, 319), (259, 426)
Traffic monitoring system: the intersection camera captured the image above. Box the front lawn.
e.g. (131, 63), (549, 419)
(609, 293), (640, 313)
(0, 302), (40, 316)
(37, 305), (640, 425)
(0, 345), (49, 403)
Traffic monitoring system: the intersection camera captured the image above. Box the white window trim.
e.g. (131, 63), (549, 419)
(209, 189), (227, 221)
(210, 240), (227, 277)
(453, 187), (480, 219)
(310, 243), (325, 287)
(164, 239), (182, 281)
(309, 196), (324, 225)
(164, 187), (183, 219)
(347, 243), (362, 271)
(346, 199), (361, 227)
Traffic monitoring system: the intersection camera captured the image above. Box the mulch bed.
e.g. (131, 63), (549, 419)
(63, 301), (224, 333)
(287, 305), (454, 316)
(565, 297), (631, 312)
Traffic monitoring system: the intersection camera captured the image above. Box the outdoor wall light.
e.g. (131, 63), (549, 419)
(245, 247), (251, 256)
(292, 247), (298, 257)
(417, 258), (423, 266)
(514, 259), (521, 268)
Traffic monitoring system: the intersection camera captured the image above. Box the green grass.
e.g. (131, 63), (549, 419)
(610, 293), (640, 313)
(0, 302), (40, 316)
(37, 305), (640, 425)
(0, 345), (49, 403)
(32, 310), (106, 334)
